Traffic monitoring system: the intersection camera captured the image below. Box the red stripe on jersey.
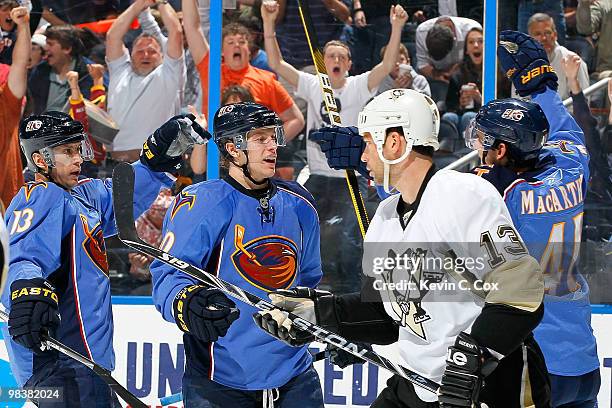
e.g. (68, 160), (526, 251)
(71, 227), (93, 359)
(277, 187), (318, 215)
(503, 178), (526, 201)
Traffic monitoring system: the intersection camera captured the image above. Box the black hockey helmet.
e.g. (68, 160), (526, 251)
(466, 98), (548, 164)
(19, 111), (92, 172)
(212, 102), (285, 157)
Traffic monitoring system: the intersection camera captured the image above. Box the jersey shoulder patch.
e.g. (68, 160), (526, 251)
(170, 180), (233, 221)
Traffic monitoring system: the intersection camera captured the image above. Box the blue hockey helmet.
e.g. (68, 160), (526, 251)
(465, 98), (548, 164)
(19, 111), (93, 172)
(212, 102), (285, 157)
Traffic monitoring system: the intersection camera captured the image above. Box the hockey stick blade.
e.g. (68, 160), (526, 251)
(0, 309), (147, 408)
(111, 163), (439, 394)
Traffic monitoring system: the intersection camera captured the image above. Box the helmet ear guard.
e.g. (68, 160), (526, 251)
(213, 102), (285, 157)
(19, 111), (91, 173)
(467, 98), (549, 165)
(357, 89), (441, 193)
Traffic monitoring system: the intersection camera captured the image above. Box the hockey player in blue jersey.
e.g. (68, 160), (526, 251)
(0, 111), (208, 406)
(149, 102), (324, 407)
(462, 31), (599, 407)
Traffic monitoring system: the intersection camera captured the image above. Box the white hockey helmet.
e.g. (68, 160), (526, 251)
(357, 89), (440, 192)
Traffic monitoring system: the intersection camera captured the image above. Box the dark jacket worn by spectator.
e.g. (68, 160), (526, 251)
(28, 56), (94, 115)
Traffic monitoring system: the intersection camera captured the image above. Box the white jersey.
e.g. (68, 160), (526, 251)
(363, 169), (543, 402)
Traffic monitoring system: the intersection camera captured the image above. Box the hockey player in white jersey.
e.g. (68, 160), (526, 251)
(255, 89), (551, 407)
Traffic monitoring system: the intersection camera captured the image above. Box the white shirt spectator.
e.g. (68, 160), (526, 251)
(416, 16), (481, 71)
(296, 71), (377, 178)
(107, 49), (185, 152)
(511, 44), (590, 100)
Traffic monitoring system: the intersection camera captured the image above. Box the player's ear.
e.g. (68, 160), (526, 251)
(32, 152), (48, 171)
(496, 142), (508, 160)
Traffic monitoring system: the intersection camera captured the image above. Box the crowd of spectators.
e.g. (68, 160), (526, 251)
(0, 0), (609, 296)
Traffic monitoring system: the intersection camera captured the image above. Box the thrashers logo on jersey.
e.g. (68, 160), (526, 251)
(170, 191), (196, 220)
(231, 224), (298, 292)
(80, 215), (109, 276)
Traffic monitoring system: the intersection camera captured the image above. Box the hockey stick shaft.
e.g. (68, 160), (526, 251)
(0, 309), (147, 408)
(295, 0), (370, 238)
(111, 163), (439, 394)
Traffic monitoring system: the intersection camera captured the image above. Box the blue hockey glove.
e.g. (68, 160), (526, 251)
(253, 287), (333, 347)
(497, 30), (558, 97)
(141, 114), (211, 173)
(173, 285), (240, 342)
(438, 332), (499, 407)
(310, 126), (371, 179)
(8, 278), (61, 353)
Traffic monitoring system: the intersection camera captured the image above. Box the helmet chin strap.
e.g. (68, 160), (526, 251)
(383, 161), (395, 194)
(378, 139), (413, 194)
(240, 152), (268, 186)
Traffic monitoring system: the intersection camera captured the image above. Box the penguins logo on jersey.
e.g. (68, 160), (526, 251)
(170, 191), (196, 220)
(231, 225), (298, 292)
(79, 215), (109, 275)
(380, 248), (442, 341)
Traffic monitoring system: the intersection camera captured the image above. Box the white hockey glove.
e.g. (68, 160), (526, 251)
(253, 287), (332, 347)
(438, 332), (499, 407)
(141, 114), (210, 173)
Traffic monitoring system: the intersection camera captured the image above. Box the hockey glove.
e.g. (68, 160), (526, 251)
(8, 278), (60, 353)
(438, 332), (499, 407)
(141, 114), (211, 173)
(253, 287), (333, 347)
(173, 285), (240, 342)
(326, 342), (371, 368)
(497, 30), (558, 97)
(309, 126), (371, 179)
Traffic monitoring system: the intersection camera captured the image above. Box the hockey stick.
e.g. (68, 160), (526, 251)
(295, 0), (370, 238)
(0, 309), (148, 408)
(111, 163), (439, 394)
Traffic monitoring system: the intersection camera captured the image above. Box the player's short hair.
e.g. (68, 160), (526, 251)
(45, 25), (83, 57)
(222, 85), (255, 105)
(131, 33), (162, 51)
(222, 22), (251, 43)
(426, 24), (454, 61)
(527, 13), (556, 32)
(380, 43), (410, 61)
(323, 40), (351, 59)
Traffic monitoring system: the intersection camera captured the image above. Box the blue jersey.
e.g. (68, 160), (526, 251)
(150, 176), (322, 390)
(474, 89), (598, 376)
(0, 162), (171, 386)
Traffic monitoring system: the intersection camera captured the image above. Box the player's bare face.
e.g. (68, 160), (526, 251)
(50, 142), (84, 189)
(361, 133), (383, 183)
(223, 34), (250, 71)
(246, 127), (278, 180)
(131, 38), (162, 76)
(324, 45), (351, 84)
